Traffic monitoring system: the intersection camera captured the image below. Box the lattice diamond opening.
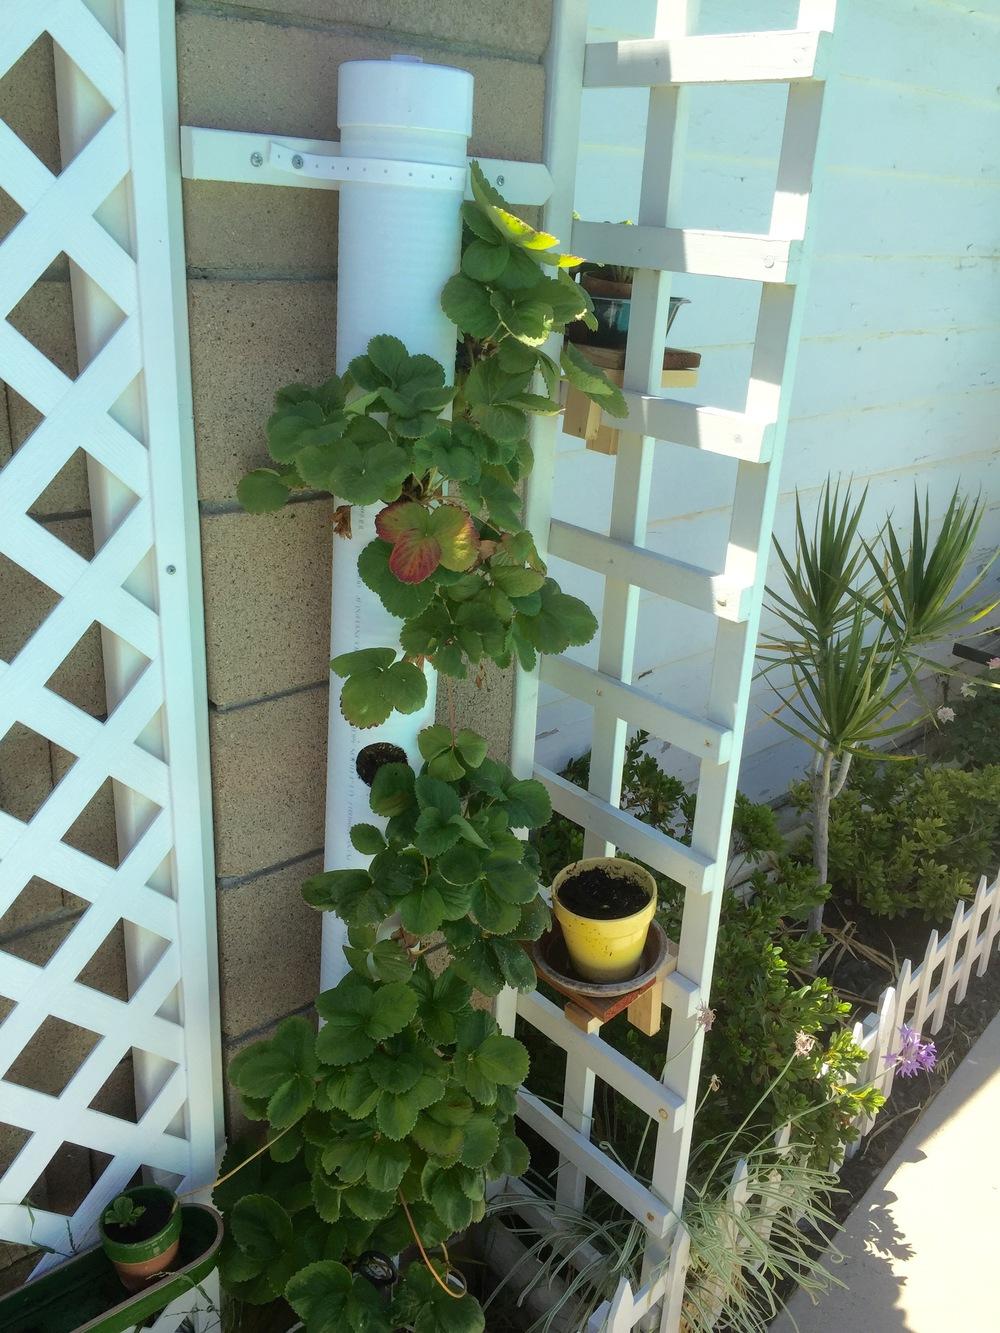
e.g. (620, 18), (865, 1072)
(20, 1142), (114, 1218)
(0, 881), (82, 964)
(0, 34), (63, 176)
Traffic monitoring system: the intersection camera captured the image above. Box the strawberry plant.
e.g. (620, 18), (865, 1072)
(219, 731), (551, 1329)
(222, 169), (621, 1328)
(237, 162), (624, 730)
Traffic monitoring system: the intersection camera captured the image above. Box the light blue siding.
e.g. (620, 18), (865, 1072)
(539, 0), (1000, 797)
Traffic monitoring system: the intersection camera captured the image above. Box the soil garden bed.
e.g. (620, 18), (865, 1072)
(828, 926), (1000, 1224)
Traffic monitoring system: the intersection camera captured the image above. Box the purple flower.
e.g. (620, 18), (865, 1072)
(884, 1023), (937, 1077)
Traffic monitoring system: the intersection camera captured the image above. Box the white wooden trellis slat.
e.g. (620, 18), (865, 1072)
(539, 657), (733, 762)
(911, 929), (938, 1032)
(857, 988), (895, 1138)
(519, 990), (685, 1125)
(570, 221), (801, 283)
(517, 1090), (675, 1235)
(0, 0), (223, 1295)
(957, 877), (987, 1002)
(932, 899), (966, 1034)
(505, 0), (840, 1327)
(536, 765), (713, 891)
(548, 520), (752, 620)
(978, 871), (1000, 976)
(584, 30), (830, 89)
(884, 960), (910, 1103)
(611, 394), (776, 463)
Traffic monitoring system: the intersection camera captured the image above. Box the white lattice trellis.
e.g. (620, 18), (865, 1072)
(504, 2), (840, 1328)
(0, 0), (222, 1280)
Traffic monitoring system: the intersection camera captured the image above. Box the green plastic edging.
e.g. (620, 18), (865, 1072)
(0, 1203), (223, 1333)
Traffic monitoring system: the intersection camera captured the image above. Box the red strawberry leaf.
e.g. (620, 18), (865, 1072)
(388, 527), (441, 584)
(375, 500), (425, 544)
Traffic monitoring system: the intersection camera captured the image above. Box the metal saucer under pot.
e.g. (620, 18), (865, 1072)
(531, 918), (672, 999)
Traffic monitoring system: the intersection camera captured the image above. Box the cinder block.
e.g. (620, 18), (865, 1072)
(183, 181), (339, 278)
(50, 746), (119, 870)
(0, 544), (59, 661)
(0, 389), (11, 468)
(200, 502), (334, 708)
(0, 723), (52, 825)
(0, 34), (61, 177)
(0, 517), (101, 675)
(0, 877), (65, 939)
(0, 1244), (37, 1299)
(218, 1), (551, 60)
(217, 854), (323, 1040)
(187, 278), (338, 503)
(439, 658), (514, 764)
(177, 13), (545, 160)
(7, 282), (91, 516)
(45, 622), (107, 718)
(209, 685), (328, 878)
(75, 921), (130, 1002)
(5, 1013), (98, 1099)
(223, 1010), (317, 1137)
(0, 902), (77, 965)
(2, 912), (128, 1004)
(87, 1048), (135, 1119)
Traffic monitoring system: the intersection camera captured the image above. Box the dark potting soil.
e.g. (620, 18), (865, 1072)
(356, 742), (408, 787)
(103, 1194), (174, 1244)
(558, 866), (649, 920)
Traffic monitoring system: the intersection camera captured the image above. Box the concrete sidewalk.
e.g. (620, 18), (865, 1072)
(773, 1010), (1000, 1333)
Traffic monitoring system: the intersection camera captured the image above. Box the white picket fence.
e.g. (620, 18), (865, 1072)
(573, 867), (1000, 1330)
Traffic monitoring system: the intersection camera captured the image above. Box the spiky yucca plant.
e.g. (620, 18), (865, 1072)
(759, 480), (998, 931)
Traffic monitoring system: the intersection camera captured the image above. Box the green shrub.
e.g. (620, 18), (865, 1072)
(805, 757), (1000, 921)
(924, 684), (1000, 770)
(534, 736), (880, 1166)
(645, 859), (879, 1167)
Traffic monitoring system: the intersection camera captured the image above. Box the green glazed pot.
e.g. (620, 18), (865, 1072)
(99, 1186), (181, 1292)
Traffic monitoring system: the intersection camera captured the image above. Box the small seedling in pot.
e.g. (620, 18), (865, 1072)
(103, 1195), (146, 1230)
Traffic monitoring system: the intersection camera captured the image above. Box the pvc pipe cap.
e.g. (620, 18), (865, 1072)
(338, 59), (474, 137)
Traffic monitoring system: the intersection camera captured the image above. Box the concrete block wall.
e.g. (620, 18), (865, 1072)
(0, 7), (548, 1289)
(0, 34), (133, 1293)
(177, 0), (549, 1125)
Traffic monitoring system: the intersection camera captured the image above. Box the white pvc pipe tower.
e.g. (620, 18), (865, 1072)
(321, 57), (474, 989)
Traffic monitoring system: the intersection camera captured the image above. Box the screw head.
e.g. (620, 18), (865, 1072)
(292, 154), (304, 169)
(763, 255), (775, 270)
(250, 151), (263, 167)
(165, 564), (177, 575)
(496, 174), (505, 186)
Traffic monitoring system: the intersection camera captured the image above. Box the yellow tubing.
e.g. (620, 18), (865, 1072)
(552, 857), (657, 983)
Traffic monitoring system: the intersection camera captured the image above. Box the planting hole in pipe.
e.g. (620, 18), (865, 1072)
(356, 740), (408, 786)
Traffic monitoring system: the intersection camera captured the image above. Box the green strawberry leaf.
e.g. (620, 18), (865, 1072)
(440, 274), (501, 339)
(358, 539), (437, 619)
(286, 1260), (392, 1333)
(237, 467), (297, 513)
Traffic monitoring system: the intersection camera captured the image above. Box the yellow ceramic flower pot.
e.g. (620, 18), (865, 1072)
(552, 857), (657, 984)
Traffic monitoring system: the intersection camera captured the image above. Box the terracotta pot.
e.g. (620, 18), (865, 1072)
(552, 856), (657, 983)
(581, 273), (633, 301)
(99, 1185), (182, 1292)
